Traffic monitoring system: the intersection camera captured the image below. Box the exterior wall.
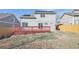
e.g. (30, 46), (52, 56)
(0, 22), (13, 27)
(73, 10), (79, 13)
(21, 14), (56, 31)
(34, 14), (56, 31)
(20, 19), (37, 26)
(60, 15), (74, 24)
(20, 14), (56, 32)
(74, 16), (79, 24)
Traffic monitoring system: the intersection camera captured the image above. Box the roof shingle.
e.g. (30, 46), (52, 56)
(34, 11), (56, 14)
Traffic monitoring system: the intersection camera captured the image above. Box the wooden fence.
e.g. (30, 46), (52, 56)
(59, 24), (79, 33)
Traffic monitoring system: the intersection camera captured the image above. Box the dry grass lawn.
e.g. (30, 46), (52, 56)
(0, 31), (79, 49)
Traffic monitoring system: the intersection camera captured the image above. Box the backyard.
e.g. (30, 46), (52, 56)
(0, 31), (79, 49)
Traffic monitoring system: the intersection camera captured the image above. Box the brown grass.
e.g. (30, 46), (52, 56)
(0, 27), (13, 38)
(0, 31), (79, 49)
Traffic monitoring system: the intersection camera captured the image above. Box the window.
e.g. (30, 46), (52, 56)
(74, 20), (79, 24)
(22, 22), (28, 27)
(74, 16), (79, 24)
(76, 20), (79, 24)
(45, 23), (48, 25)
(38, 23), (43, 29)
(40, 14), (45, 18)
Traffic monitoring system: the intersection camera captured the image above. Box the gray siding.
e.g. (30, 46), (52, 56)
(0, 22), (13, 27)
(0, 14), (20, 27)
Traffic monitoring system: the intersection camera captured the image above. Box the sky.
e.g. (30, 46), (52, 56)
(0, 9), (73, 17)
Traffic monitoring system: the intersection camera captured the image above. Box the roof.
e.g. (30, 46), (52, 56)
(34, 11), (56, 14)
(64, 13), (79, 16)
(73, 9), (79, 11)
(0, 13), (15, 19)
(20, 14), (36, 19)
(61, 10), (79, 19)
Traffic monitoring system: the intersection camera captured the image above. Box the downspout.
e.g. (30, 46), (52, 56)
(73, 16), (75, 24)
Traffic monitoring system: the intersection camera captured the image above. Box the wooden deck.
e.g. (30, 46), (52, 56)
(13, 26), (50, 34)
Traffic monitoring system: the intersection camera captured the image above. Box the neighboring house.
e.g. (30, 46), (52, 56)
(20, 11), (56, 32)
(0, 13), (20, 27)
(0, 13), (20, 36)
(60, 9), (79, 25)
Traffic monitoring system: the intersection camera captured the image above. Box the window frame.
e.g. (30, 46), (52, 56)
(38, 23), (43, 29)
(40, 13), (45, 18)
(22, 22), (28, 27)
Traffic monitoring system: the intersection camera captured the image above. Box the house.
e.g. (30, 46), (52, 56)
(0, 13), (20, 37)
(60, 9), (79, 24)
(20, 11), (56, 33)
(0, 13), (20, 27)
(59, 9), (79, 32)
